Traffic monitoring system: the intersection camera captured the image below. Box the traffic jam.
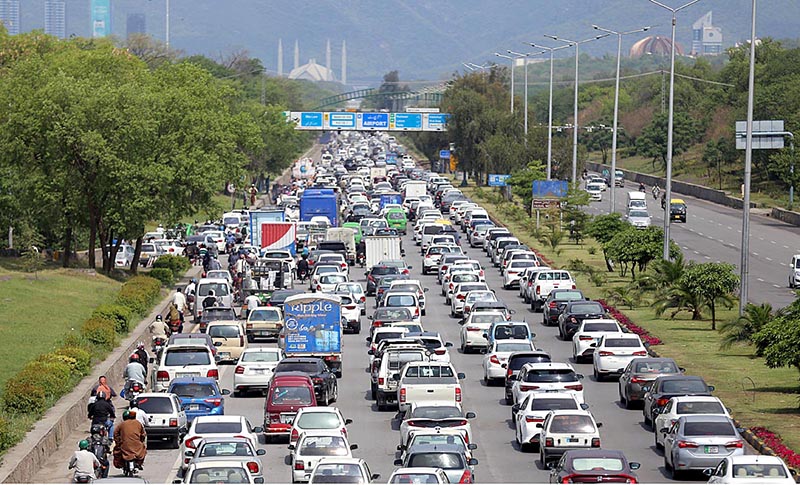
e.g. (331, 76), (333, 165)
(124, 131), (793, 485)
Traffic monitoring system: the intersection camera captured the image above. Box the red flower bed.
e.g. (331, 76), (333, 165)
(751, 427), (800, 469)
(597, 299), (663, 346)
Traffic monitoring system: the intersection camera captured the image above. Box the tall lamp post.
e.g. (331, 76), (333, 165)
(529, 42), (573, 180)
(495, 53), (515, 113)
(508, 50), (545, 140)
(165, 0), (170, 48)
(545, 34), (609, 184)
(592, 24), (650, 213)
(739, 0), (757, 314)
(649, 0), (702, 259)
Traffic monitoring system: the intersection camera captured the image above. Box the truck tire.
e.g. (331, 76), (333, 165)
(377, 393), (386, 411)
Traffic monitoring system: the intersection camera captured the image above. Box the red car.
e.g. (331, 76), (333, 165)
(263, 372), (317, 439)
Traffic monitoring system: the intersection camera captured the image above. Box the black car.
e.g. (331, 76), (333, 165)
(365, 265), (401, 295)
(542, 289), (586, 326)
(198, 306), (237, 333)
(503, 350), (551, 404)
(273, 357), (338, 405)
(642, 375), (714, 426)
(557, 300), (607, 340)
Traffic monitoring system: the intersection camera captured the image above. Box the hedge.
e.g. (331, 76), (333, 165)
(152, 254), (191, 276)
(148, 268), (174, 287)
(92, 304), (133, 334)
(0, 415), (17, 453)
(2, 378), (46, 414)
(16, 362), (72, 398)
(80, 316), (118, 349)
(116, 275), (161, 315)
(54, 346), (92, 375)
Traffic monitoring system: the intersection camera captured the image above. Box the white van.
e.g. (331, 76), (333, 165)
(222, 212), (245, 231)
(627, 191), (647, 210)
(194, 278), (234, 321)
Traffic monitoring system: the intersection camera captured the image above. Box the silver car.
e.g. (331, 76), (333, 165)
(394, 443), (478, 484)
(184, 438), (266, 481)
(626, 209), (652, 229)
(663, 415), (745, 480)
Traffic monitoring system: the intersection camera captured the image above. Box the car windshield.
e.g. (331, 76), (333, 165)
(552, 291), (583, 301)
(386, 295), (416, 307)
(313, 464), (365, 483)
(570, 303), (604, 314)
(494, 326), (530, 340)
(198, 284), (229, 297)
(299, 435), (349, 456)
(411, 406), (462, 419)
(550, 415), (595, 433)
(194, 422), (242, 434)
(388, 212), (405, 220)
(198, 442), (253, 457)
(223, 217), (241, 225)
(531, 398), (579, 411)
(171, 383), (218, 398)
(661, 380), (709, 394)
(249, 309), (281, 322)
(374, 332), (405, 344)
(731, 464), (788, 478)
(296, 412), (341, 429)
(604, 338), (642, 348)
(683, 421), (735, 436)
(509, 355), (551, 370)
(321, 275), (347, 284)
(496, 342), (533, 353)
(164, 349), (211, 366)
(372, 266), (400, 276)
(263, 252), (289, 259)
(189, 467), (248, 484)
(676, 401), (726, 414)
(572, 458), (624, 472)
(135, 396), (173, 414)
(524, 369), (578, 383)
(408, 452), (464, 470)
(240, 351), (280, 363)
(629, 211), (649, 218)
(271, 386), (313, 405)
(405, 365), (454, 378)
(208, 325), (240, 339)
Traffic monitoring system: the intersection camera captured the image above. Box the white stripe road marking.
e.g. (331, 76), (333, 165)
(757, 278), (765, 282)
(774, 284), (782, 288)
(698, 232), (704, 236)
(727, 226), (733, 230)
(771, 240), (776, 244)
(766, 257), (773, 261)
(753, 252), (759, 256)
(682, 246), (689, 250)
(693, 251), (700, 254)
(784, 245), (790, 249)
(704, 256), (711, 259)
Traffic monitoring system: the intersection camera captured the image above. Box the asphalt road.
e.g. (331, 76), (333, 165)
(585, 181), (800, 310)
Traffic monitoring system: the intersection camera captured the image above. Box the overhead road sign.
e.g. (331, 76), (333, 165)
(425, 113), (450, 131)
(325, 112), (357, 130)
(406, 107), (440, 113)
(391, 113), (423, 130)
(488, 174), (511, 187)
(532, 180), (568, 198)
(286, 111), (451, 132)
(735, 120), (786, 150)
(358, 112), (389, 130)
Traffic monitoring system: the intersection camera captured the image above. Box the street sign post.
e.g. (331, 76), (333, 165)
(287, 111), (449, 132)
(532, 180), (568, 198)
(439, 150), (451, 159)
(735, 120), (786, 150)
(488, 174), (511, 187)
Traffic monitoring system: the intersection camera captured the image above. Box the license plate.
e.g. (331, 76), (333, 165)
(253, 369), (266, 374)
(189, 404), (199, 411)
(177, 373), (199, 378)
(280, 414), (295, 424)
(567, 438), (579, 443)
(704, 445), (719, 454)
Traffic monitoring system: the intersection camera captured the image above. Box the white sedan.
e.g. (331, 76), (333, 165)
(502, 260), (539, 289)
(450, 284), (492, 317)
(289, 406), (352, 447)
(232, 347), (284, 397)
(511, 362), (586, 405)
(398, 401), (475, 449)
(459, 311), (507, 353)
(180, 415), (263, 472)
(539, 410), (602, 466)
(388, 468), (449, 484)
(592, 333), (648, 381)
(571, 319), (623, 364)
(705, 455), (796, 484)
(316, 273), (349, 293)
(482, 340), (535, 385)
(513, 391), (587, 452)
(291, 431), (357, 483)
(654, 396), (730, 449)
(310, 458), (380, 484)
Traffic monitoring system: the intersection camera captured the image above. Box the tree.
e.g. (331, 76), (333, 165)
(752, 297), (800, 376)
(635, 111), (699, 171)
(719, 302), (774, 350)
(680, 262), (739, 330)
(586, 213), (627, 271)
(604, 226), (677, 279)
(506, 161), (546, 210)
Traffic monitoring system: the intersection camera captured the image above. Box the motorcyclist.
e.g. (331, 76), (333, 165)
(123, 354), (147, 396)
(135, 343), (149, 373)
(207, 257), (222, 271)
(356, 239), (366, 261)
(202, 249), (213, 272)
(243, 292), (260, 319)
(639, 182), (646, 192)
(89, 423), (111, 478)
(113, 410), (146, 471)
(661, 193), (667, 209)
(88, 391), (116, 439)
(90, 376), (117, 399)
(69, 440), (100, 483)
(652, 184), (661, 200)
(184, 278), (197, 309)
(149, 315), (170, 339)
(129, 399), (150, 428)
(167, 303), (183, 334)
(234, 253), (247, 276)
(296, 256), (310, 281)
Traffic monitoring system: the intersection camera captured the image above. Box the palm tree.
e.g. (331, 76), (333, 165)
(719, 302), (774, 350)
(653, 278), (706, 320)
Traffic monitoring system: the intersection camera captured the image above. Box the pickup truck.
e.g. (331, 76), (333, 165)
(395, 361), (465, 413)
(375, 345), (430, 411)
(530, 270), (576, 312)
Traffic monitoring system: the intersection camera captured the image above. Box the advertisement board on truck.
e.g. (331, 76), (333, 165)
(379, 193), (403, 210)
(283, 293), (343, 376)
(260, 222), (297, 255)
(249, 208), (285, 246)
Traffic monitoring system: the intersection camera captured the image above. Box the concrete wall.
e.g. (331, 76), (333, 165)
(587, 162), (757, 210)
(771, 207), (800, 226)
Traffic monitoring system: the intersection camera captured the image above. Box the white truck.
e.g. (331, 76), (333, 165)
(370, 166), (387, 182)
(325, 227), (357, 264)
(365, 235), (404, 270)
(404, 181), (427, 199)
(376, 346), (430, 411)
(396, 361), (466, 412)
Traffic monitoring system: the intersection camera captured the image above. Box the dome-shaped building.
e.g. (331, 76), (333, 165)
(629, 36), (685, 58)
(288, 59), (336, 82)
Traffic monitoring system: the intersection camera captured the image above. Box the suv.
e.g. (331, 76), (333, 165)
(134, 392), (187, 448)
(530, 271), (576, 312)
(263, 373), (317, 438)
(503, 351), (551, 404)
(393, 444), (478, 484)
(152, 344), (219, 393)
(541, 289), (585, 326)
(245, 306), (283, 342)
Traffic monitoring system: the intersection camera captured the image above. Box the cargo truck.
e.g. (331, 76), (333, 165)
(281, 293), (343, 377)
(365, 235), (404, 271)
(300, 189), (339, 227)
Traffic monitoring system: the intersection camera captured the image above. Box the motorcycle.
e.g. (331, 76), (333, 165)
(121, 379), (145, 406)
(151, 336), (166, 360)
(122, 459), (140, 478)
(168, 316), (183, 334)
(73, 473), (92, 483)
(356, 253), (366, 268)
(89, 424), (110, 479)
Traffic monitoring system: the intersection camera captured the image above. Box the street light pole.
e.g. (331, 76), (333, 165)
(739, 0), (757, 315)
(495, 53), (515, 113)
(165, 0), (170, 48)
(592, 24), (650, 214)
(545, 34), (609, 184)
(509, 50), (547, 142)
(649, 0), (702, 260)
(529, 43), (572, 180)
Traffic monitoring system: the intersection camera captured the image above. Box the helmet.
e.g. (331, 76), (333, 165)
(191, 278), (197, 284)
(129, 353), (139, 362)
(137, 342), (145, 350)
(96, 391), (106, 400)
(122, 410), (131, 420)
(127, 409), (137, 418)
(155, 315), (163, 322)
(79, 440), (90, 450)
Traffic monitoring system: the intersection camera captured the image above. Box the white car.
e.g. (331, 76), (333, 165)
(460, 290), (496, 317)
(180, 460), (259, 484)
(654, 396), (730, 449)
(382, 292), (422, 322)
(315, 273), (349, 293)
(502, 260), (539, 289)
(153, 238), (185, 256)
(592, 333), (648, 381)
(232, 347), (284, 397)
(459, 311), (507, 353)
(513, 392), (587, 452)
(335, 282), (367, 315)
(180, 415), (263, 472)
(586, 182), (604, 201)
(152, 344), (219, 393)
(398, 401), (475, 450)
(511, 362), (585, 405)
(571, 319), (624, 364)
(204, 231), (227, 253)
(205, 269), (233, 285)
(309, 457), (380, 484)
(705, 455), (796, 484)
(289, 406), (352, 447)
(627, 209), (652, 229)
(388, 468), (449, 484)
(338, 293), (361, 333)
(422, 245), (462, 275)
(317, 253), (349, 275)
(443, 272), (482, 304)
(290, 430), (357, 483)
(388, 279), (429, 315)
(482, 340), (535, 385)
(530, 270), (576, 311)
(538, 410), (602, 466)
(449, 282), (490, 317)
(114, 245), (136, 267)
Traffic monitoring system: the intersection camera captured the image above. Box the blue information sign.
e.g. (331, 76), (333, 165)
(532, 180), (569, 198)
(439, 150), (451, 159)
(426, 113), (450, 130)
(488, 174), (511, 187)
(393, 113), (422, 130)
(359, 112), (389, 129)
(300, 112), (323, 128)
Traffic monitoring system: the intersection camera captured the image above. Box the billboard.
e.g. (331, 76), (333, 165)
(91, 0), (111, 38)
(488, 174), (511, 187)
(283, 295), (342, 354)
(532, 180), (568, 198)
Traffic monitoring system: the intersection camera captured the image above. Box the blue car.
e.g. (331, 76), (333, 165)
(167, 377), (230, 421)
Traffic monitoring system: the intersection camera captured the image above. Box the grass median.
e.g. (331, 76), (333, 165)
(457, 180), (800, 453)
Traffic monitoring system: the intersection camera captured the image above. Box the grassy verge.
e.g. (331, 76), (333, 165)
(457, 180), (800, 453)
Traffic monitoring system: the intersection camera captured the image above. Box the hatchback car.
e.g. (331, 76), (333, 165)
(153, 344), (219, 393)
(179, 460), (262, 484)
(663, 415), (744, 480)
(571, 319), (623, 364)
(180, 415), (263, 472)
(502, 351), (552, 405)
(512, 362), (585, 405)
(540, 289), (585, 325)
(388, 467), (449, 484)
(168, 377), (230, 422)
(398, 402), (476, 449)
(458, 311), (507, 354)
(365, 265), (401, 295)
(512, 392), (587, 452)
(183, 438), (266, 482)
(274, 358), (338, 406)
(538, 410), (602, 466)
(289, 406), (352, 447)
(642, 375), (715, 426)
(654, 395), (730, 449)
(263, 373), (317, 439)
(557, 300), (607, 341)
(133, 392), (187, 448)
(309, 457), (380, 484)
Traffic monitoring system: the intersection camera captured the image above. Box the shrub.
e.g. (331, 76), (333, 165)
(53, 346), (92, 375)
(92, 304), (133, 334)
(81, 316), (118, 348)
(148, 268), (174, 288)
(35, 353), (80, 376)
(116, 276), (161, 315)
(18, 361), (72, 397)
(2, 377), (46, 413)
(153, 254), (190, 276)
(0, 415), (17, 453)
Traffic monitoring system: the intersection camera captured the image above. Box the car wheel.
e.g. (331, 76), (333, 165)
(594, 367), (603, 382)
(421, 267), (427, 275)
(321, 389), (330, 406)
(370, 383), (377, 400)
(669, 456), (681, 480)
(643, 408), (652, 426)
(655, 430), (663, 450)
(421, 309), (426, 316)
(619, 390), (628, 408)
(331, 382), (339, 403)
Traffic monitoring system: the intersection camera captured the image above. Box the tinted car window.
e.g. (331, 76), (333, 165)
(676, 401), (725, 414)
(295, 412), (340, 429)
(524, 369), (578, 383)
(509, 355), (551, 370)
(661, 379), (709, 394)
(604, 338), (641, 347)
(275, 362), (319, 374)
(171, 383), (218, 398)
(240, 352), (280, 363)
(270, 386), (313, 405)
(386, 295), (416, 307)
(371, 266), (400, 276)
(531, 398), (579, 411)
(299, 435), (348, 456)
(683, 421), (735, 436)
(583, 322), (619, 332)
(495, 342), (533, 353)
(408, 452), (464, 470)
(411, 406), (462, 419)
(194, 422), (242, 434)
(136, 396), (174, 414)
(549, 415), (595, 433)
(208, 325), (241, 338)
(165, 349), (211, 366)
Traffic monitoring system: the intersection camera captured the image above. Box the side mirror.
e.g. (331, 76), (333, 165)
(253, 426), (263, 433)
(531, 333), (536, 338)
(407, 265), (412, 269)
(392, 373), (401, 381)
(708, 385), (715, 391)
(702, 468), (713, 477)
(287, 444), (295, 450)
(467, 443), (478, 450)
(184, 450), (195, 457)
(535, 423), (543, 428)
(659, 427), (669, 434)
(423, 287), (429, 292)
(365, 337), (371, 342)
(368, 316), (374, 320)
(468, 458), (478, 466)
(589, 343), (597, 348)
(679, 367), (686, 373)
(214, 341), (222, 347)
(457, 372), (466, 380)
(580, 403), (589, 410)
(396, 444), (404, 451)
(350, 444), (359, 450)
(641, 386), (650, 393)
(371, 474), (381, 480)
(345, 418), (353, 425)
(596, 422), (603, 428)
(465, 411), (476, 419)
(629, 462), (640, 471)
(221, 389), (231, 395)
(545, 462), (555, 470)
(393, 459), (403, 466)
(173, 480), (182, 484)
(482, 333), (488, 339)
(254, 478), (265, 484)
(509, 309), (516, 315)
(367, 350), (374, 356)
(445, 342), (453, 348)
(576, 374), (585, 380)
(500, 363), (507, 369)
(511, 404), (520, 412)
(507, 374), (516, 381)
(256, 449), (266, 456)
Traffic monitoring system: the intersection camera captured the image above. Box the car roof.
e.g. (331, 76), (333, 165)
(657, 375), (705, 382)
(298, 429), (347, 439)
(547, 409), (593, 418)
(727, 455), (786, 465)
(562, 449), (626, 459)
(406, 443), (468, 454)
(522, 362), (575, 371)
(671, 395), (723, 403)
(599, 332), (639, 340)
(272, 372), (315, 382)
(410, 401), (462, 409)
(678, 414), (732, 423)
(391, 467), (443, 474)
(193, 415), (244, 423)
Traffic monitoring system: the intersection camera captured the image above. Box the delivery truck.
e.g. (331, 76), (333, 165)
(249, 208), (285, 247)
(260, 222), (297, 255)
(403, 181), (427, 199)
(364, 235), (404, 271)
(281, 293), (343, 377)
(300, 188), (339, 227)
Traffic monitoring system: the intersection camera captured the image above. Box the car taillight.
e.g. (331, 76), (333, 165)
(545, 438), (554, 447)
(169, 418), (178, 427)
(677, 440), (699, 448)
(373, 320), (383, 327)
(378, 378), (384, 385)
(520, 385), (539, 392)
(441, 265), (448, 272)
(598, 351), (615, 356)
(341, 263), (347, 269)
(578, 336), (594, 341)
(294, 461), (305, 470)
(633, 351), (648, 356)
(156, 371), (170, 382)
(535, 286), (541, 294)
(449, 283), (454, 290)
(290, 428), (299, 442)
(368, 275), (375, 282)
(317, 285), (322, 291)
(434, 349), (446, 355)
(360, 296), (366, 303)
(656, 398), (670, 407)
(630, 376), (648, 384)
(400, 388), (406, 403)
(466, 326), (480, 332)
(455, 387), (462, 402)
(565, 384), (583, 391)
(525, 416), (544, 423)
(456, 294), (466, 300)
(246, 462), (259, 474)
(572, 284), (576, 289)
(184, 437), (198, 449)
(490, 355), (500, 364)
(414, 308), (420, 317)
(207, 369), (219, 379)
(507, 367), (513, 377)
(725, 440), (744, 448)
(204, 398), (222, 407)
(591, 437), (601, 447)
